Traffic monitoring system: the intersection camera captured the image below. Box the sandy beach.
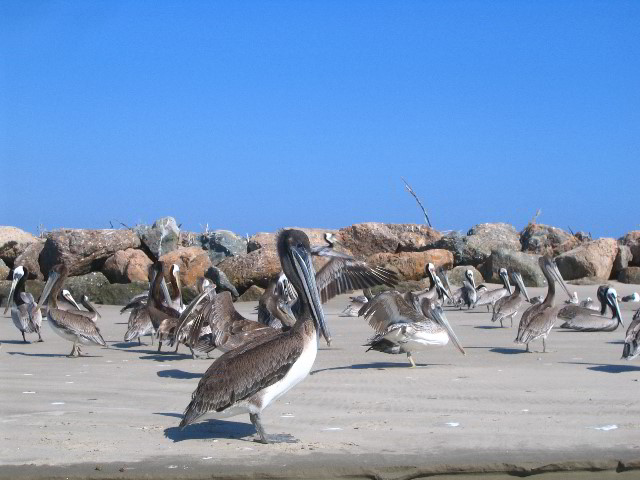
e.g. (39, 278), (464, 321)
(2, 282), (640, 479)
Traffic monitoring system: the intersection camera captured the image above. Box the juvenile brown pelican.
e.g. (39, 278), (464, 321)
(59, 289), (81, 311)
(622, 309), (640, 360)
(451, 269), (477, 309)
(558, 286), (624, 332)
(257, 273), (297, 328)
(622, 292), (640, 303)
(360, 291), (465, 367)
(146, 262), (181, 352)
(80, 295), (101, 320)
(35, 264), (106, 356)
(4, 266), (43, 342)
(515, 257), (572, 352)
(179, 229), (331, 443)
(491, 272), (530, 327)
(475, 268), (512, 312)
(205, 266), (240, 299)
(310, 232), (342, 256)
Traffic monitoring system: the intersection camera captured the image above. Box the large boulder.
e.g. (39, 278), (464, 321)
(102, 248), (153, 283)
(217, 247), (281, 292)
(200, 230), (248, 265)
(619, 231), (640, 266)
(447, 266), (484, 286)
(13, 240), (46, 280)
(366, 250), (453, 281)
(427, 223), (520, 266)
(237, 285), (265, 302)
(618, 267), (640, 285)
(39, 229), (141, 278)
(384, 224), (442, 252)
(0, 227), (40, 267)
(612, 245), (633, 278)
(0, 259), (10, 280)
(555, 238), (618, 281)
(0, 279), (45, 308)
(336, 223), (399, 258)
(136, 217), (180, 260)
(483, 249), (546, 287)
(66, 274), (147, 305)
(159, 246), (212, 288)
(520, 223), (580, 256)
(248, 228), (337, 253)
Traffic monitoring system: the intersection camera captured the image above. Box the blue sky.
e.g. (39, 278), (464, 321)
(1, 1), (638, 238)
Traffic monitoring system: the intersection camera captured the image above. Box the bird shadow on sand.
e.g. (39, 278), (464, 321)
(606, 341), (625, 345)
(559, 361), (640, 374)
(0, 339), (39, 345)
(474, 326), (503, 330)
(156, 369), (202, 380)
(162, 417), (256, 442)
(489, 347), (528, 355)
(311, 361), (446, 375)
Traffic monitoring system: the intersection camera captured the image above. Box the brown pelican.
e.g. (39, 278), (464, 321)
(59, 289), (81, 311)
(205, 266), (240, 299)
(179, 229), (331, 443)
(360, 291), (465, 367)
(515, 256), (572, 352)
(167, 264), (185, 312)
(450, 270), (477, 309)
(622, 292), (639, 303)
(4, 266), (43, 342)
(146, 262), (182, 352)
(475, 268), (512, 312)
(558, 286), (624, 332)
(491, 272), (530, 327)
(80, 295), (101, 320)
(622, 308), (640, 360)
(35, 264), (106, 356)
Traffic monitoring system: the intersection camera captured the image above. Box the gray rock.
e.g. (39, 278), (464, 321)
(0, 226), (40, 267)
(0, 279), (45, 308)
(39, 229), (142, 278)
(64, 272), (147, 305)
(237, 285), (265, 302)
(200, 230), (248, 265)
(14, 240), (46, 280)
(618, 267), (640, 285)
(0, 259), (10, 280)
(520, 223), (580, 256)
(613, 245), (632, 278)
(483, 249), (546, 287)
(137, 217), (180, 260)
(448, 266), (485, 286)
(619, 231), (640, 266)
(567, 277), (604, 286)
(427, 223), (520, 266)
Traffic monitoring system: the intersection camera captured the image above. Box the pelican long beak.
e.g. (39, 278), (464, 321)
(609, 295), (624, 328)
(4, 274), (21, 314)
(431, 305), (465, 355)
(502, 271), (513, 294)
(35, 271), (61, 310)
(82, 296), (101, 318)
(291, 246), (331, 346)
(436, 277), (453, 302)
(513, 273), (530, 302)
(160, 278), (173, 306)
(551, 261), (572, 299)
(63, 290), (81, 310)
(438, 270), (453, 298)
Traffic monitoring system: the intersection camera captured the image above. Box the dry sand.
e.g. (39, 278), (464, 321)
(2, 282), (640, 479)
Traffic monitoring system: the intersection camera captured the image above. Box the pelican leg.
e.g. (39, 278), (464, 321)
(68, 342), (78, 357)
(138, 337), (142, 346)
(499, 318), (504, 328)
(77, 346), (85, 357)
(525, 343), (530, 353)
(486, 305), (490, 312)
(21, 331), (29, 343)
(250, 413), (269, 444)
(407, 352), (417, 368)
(37, 329), (43, 342)
(157, 341), (163, 353)
(542, 338), (547, 353)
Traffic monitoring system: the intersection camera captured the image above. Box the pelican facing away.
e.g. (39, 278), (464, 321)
(491, 272), (530, 327)
(558, 286), (624, 332)
(4, 266), (43, 342)
(451, 269), (477, 309)
(515, 256), (572, 352)
(179, 229), (331, 443)
(360, 291), (465, 367)
(622, 309), (640, 361)
(36, 264), (106, 356)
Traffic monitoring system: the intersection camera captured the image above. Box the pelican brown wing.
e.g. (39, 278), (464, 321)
(179, 330), (303, 428)
(315, 256), (398, 304)
(359, 291), (423, 334)
(48, 309), (106, 346)
(622, 310), (640, 360)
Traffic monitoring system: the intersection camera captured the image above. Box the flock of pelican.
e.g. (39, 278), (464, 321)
(4, 229), (640, 443)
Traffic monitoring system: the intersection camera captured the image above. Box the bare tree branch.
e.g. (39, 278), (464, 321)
(401, 178), (432, 228)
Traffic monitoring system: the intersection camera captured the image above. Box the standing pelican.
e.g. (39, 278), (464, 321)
(451, 269), (477, 309)
(4, 266), (43, 342)
(35, 264), (107, 356)
(360, 292), (465, 367)
(146, 262), (182, 352)
(179, 229), (331, 444)
(475, 268), (512, 312)
(491, 272), (530, 327)
(515, 257), (572, 352)
(558, 286), (624, 332)
(339, 289), (373, 317)
(622, 309), (640, 360)
(80, 295), (101, 320)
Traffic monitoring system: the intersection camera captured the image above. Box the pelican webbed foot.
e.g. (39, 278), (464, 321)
(407, 353), (417, 368)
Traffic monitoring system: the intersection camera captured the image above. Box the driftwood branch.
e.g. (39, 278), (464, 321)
(401, 178), (432, 228)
